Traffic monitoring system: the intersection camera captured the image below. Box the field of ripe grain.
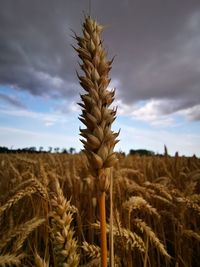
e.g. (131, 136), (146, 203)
(0, 153), (200, 266)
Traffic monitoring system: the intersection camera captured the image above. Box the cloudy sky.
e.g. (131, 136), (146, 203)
(0, 0), (200, 156)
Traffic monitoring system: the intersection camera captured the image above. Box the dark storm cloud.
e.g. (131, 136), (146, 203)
(0, 0), (86, 98)
(0, 0), (200, 119)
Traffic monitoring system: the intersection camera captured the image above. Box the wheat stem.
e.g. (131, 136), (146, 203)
(74, 15), (119, 267)
(109, 168), (114, 267)
(99, 191), (107, 267)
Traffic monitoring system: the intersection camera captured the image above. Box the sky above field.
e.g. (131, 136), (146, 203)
(0, 0), (200, 156)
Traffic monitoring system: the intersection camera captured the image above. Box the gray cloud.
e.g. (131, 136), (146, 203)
(0, 92), (27, 108)
(0, 0), (86, 98)
(0, 0), (200, 120)
(179, 104), (200, 121)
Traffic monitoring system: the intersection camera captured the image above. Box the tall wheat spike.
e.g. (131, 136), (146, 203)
(74, 15), (119, 267)
(74, 16), (119, 189)
(49, 178), (79, 267)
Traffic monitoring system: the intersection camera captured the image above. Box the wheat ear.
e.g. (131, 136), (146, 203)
(12, 218), (45, 253)
(34, 251), (49, 267)
(0, 186), (37, 216)
(0, 253), (25, 267)
(74, 16), (119, 188)
(74, 16), (119, 267)
(0, 218), (44, 252)
(49, 178), (79, 266)
(82, 241), (101, 259)
(134, 219), (171, 260)
(91, 221), (145, 253)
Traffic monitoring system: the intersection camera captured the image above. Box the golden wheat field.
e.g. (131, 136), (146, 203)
(0, 152), (199, 267)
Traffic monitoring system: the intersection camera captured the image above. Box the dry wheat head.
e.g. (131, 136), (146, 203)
(74, 16), (119, 191)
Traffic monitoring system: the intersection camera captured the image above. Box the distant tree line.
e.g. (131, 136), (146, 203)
(129, 149), (155, 156)
(0, 146), (173, 157)
(0, 146), (76, 154)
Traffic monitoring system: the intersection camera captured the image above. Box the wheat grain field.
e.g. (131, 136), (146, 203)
(0, 152), (199, 266)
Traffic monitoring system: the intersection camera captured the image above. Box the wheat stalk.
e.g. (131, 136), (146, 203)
(0, 253), (25, 267)
(74, 15), (119, 189)
(74, 15), (119, 267)
(12, 217), (45, 253)
(82, 241), (101, 259)
(91, 221), (145, 253)
(49, 178), (79, 267)
(0, 218), (44, 252)
(0, 178), (48, 217)
(123, 196), (160, 219)
(0, 186), (37, 216)
(34, 251), (49, 267)
(134, 219), (171, 260)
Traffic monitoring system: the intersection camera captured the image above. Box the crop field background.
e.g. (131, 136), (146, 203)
(1, 1), (200, 266)
(0, 152), (199, 266)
